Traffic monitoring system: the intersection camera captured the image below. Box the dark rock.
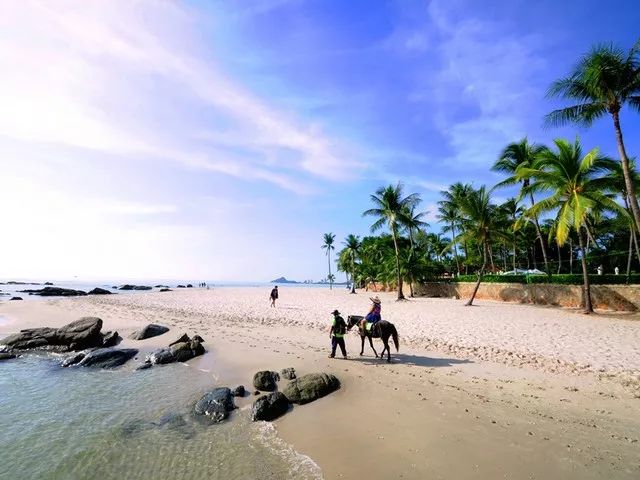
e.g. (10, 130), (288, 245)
(111, 286), (118, 289)
(169, 334), (190, 346)
(155, 412), (194, 439)
(170, 342), (195, 362)
(136, 361), (153, 370)
(232, 385), (245, 397)
(281, 367), (296, 380)
(44, 282), (53, 285)
(159, 288), (172, 292)
(61, 352), (86, 367)
(190, 339), (205, 356)
(186, 284), (193, 288)
(1, 317), (103, 351)
(77, 348), (138, 368)
(101, 331), (121, 348)
(120, 419), (152, 438)
(9, 297), (23, 301)
(192, 335), (204, 343)
(282, 373), (340, 405)
(129, 324), (169, 340)
(0, 352), (17, 360)
(253, 371), (280, 391)
(119, 285), (152, 291)
(177, 285), (186, 288)
(194, 387), (235, 423)
(88, 287), (112, 295)
(251, 392), (290, 421)
(17, 287), (87, 297)
(147, 348), (175, 364)
(254, 390), (261, 395)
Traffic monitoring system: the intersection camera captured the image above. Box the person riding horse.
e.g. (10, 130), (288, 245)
(348, 296), (399, 362)
(359, 296), (382, 334)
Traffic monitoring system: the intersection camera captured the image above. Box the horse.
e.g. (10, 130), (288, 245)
(346, 315), (399, 363)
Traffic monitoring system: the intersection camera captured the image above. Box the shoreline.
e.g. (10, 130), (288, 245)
(1, 288), (640, 479)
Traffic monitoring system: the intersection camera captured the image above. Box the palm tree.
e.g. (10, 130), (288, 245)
(436, 202), (460, 272)
(545, 41), (640, 233)
(517, 138), (626, 313)
(321, 232), (336, 290)
(401, 204), (429, 250)
(363, 183), (420, 300)
(497, 198), (525, 271)
(342, 234), (361, 294)
(493, 138), (550, 273)
(451, 186), (506, 306)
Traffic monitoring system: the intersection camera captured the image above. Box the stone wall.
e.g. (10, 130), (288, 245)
(413, 282), (640, 312)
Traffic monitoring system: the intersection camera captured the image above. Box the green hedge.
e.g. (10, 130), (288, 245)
(449, 273), (640, 285)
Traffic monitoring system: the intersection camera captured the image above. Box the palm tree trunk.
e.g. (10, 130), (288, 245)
(532, 242), (537, 269)
(466, 241), (488, 306)
(612, 111), (640, 235)
(489, 244), (495, 272)
(328, 251), (332, 290)
(502, 243), (507, 271)
(391, 230), (404, 300)
(627, 228), (633, 281)
(578, 228), (593, 314)
(350, 261), (356, 294)
(569, 238), (573, 274)
(557, 241), (562, 274)
(512, 236), (517, 271)
(529, 192), (550, 273)
(451, 222), (460, 273)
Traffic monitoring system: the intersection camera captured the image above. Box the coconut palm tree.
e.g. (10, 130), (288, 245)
(321, 232), (336, 290)
(545, 40), (640, 232)
(342, 234), (361, 294)
(436, 202), (460, 272)
(517, 138), (626, 313)
(493, 138), (550, 273)
(363, 183), (420, 300)
(401, 204), (429, 250)
(497, 198), (525, 271)
(451, 186), (507, 306)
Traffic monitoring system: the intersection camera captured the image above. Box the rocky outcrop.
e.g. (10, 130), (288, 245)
(1, 317), (103, 351)
(88, 287), (112, 295)
(159, 288), (172, 292)
(194, 387), (235, 423)
(253, 371), (280, 391)
(101, 331), (121, 348)
(186, 284), (193, 288)
(9, 297), (23, 301)
(129, 324), (169, 340)
(280, 367), (296, 380)
(142, 334), (205, 368)
(18, 287), (87, 297)
(251, 392), (289, 421)
(76, 348), (138, 368)
(119, 285), (152, 291)
(232, 385), (245, 397)
(282, 373), (340, 405)
(177, 285), (186, 288)
(0, 352), (17, 360)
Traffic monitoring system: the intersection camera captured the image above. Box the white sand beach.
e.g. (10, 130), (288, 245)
(2, 288), (640, 479)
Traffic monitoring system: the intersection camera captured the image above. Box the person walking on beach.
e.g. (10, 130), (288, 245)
(329, 309), (347, 359)
(270, 286), (278, 307)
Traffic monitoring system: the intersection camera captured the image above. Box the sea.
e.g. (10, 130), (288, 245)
(0, 279), (326, 479)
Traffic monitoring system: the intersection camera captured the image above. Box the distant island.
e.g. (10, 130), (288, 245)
(270, 277), (300, 284)
(270, 276), (349, 285)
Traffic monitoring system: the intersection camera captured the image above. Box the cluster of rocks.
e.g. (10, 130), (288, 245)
(136, 333), (206, 370)
(193, 367), (340, 425)
(119, 285), (152, 291)
(18, 287), (89, 297)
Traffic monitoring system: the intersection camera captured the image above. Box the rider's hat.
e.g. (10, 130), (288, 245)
(370, 296), (381, 304)
(331, 309), (340, 315)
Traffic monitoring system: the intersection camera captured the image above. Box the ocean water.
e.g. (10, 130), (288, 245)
(0, 355), (322, 480)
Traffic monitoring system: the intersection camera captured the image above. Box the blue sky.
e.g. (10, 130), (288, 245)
(1, 0), (639, 282)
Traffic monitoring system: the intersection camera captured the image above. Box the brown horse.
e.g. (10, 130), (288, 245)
(346, 315), (399, 362)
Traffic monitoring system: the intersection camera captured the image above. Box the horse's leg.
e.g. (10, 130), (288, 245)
(360, 335), (365, 356)
(368, 335), (378, 358)
(383, 334), (391, 362)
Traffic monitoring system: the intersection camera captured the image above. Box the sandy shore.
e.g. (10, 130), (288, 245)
(2, 288), (640, 479)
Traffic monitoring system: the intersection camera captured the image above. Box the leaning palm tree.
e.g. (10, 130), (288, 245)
(517, 138), (626, 313)
(321, 232), (336, 290)
(363, 183), (420, 300)
(452, 186), (506, 306)
(342, 234), (361, 294)
(545, 40), (640, 232)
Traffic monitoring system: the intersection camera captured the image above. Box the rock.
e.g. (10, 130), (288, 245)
(159, 288), (172, 292)
(280, 367), (296, 380)
(186, 284), (193, 288)
(0, 317), (103, 351)
(192, 335), (204, 343)
(44, 282), (53, 285)
(17, 287), (87, 297)
(190, 339), (205, 356)
(254, 390), (260, 396)
(283, 373), (340, 405)
(119, 285), (152, 291)
(177, 285), (186, 288)
(9, 297), (23, 301)
(194, 387), (235, 423)
(0, 352), (17, 360)
(232, 385), (245, 397)
(61, 352), (86, 367)
(170, 342), (196, 362)
(253, 371), (280, 391)
(88, 287), (112, 295)
(169, 334), (190, 346)
(101, 331), (121, 348)
(129, 324), (169, 340)
(147, 348), (175, 364)
(77, 348), (138, 368)
(136, 361), (153, 371)
(251, 392), (290, 421)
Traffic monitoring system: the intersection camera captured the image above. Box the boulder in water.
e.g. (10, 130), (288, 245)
(88, 287), (112, 295)
(145, 334), (205, 366)
(169, 333), (190, 346)
(194, 387), (235, 423)
(251, 392), (290, 421)
(18, 287), (87, 296)
(1, 317), (103, 351)
(146, 348), (175, 365)
(129, 324), (169, 340)
(77, 348), (138, 368)
(232, 385), (245, 397)
(61, 351), (86, 367)
(253, 370), (280, 391)
(101, 331), (121, 348)
(0, 352), (17, 361)
(282, 373), (340, 405)
(280, 367), (296, 380)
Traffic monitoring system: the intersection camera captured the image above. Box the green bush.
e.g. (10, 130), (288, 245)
(449, 273), (640, 285)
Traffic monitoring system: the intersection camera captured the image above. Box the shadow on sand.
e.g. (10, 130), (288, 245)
(346, 353), (473, 368)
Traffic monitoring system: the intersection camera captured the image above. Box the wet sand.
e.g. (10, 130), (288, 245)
(1, 288), (639, 479)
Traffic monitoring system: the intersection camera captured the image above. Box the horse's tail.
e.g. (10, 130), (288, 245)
(390, 323), (399, 352)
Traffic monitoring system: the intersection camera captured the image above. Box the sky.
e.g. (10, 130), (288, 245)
(1, 0), (639, 282)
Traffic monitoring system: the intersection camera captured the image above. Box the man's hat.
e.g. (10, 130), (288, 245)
(370, 296), (381, 304)
(331, 309), (340, 315)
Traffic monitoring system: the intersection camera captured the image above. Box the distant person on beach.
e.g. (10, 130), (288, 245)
(270, 286), (278, 307)
(360, 296), (381, 332)
(615, 266), (620, 275)
(328, 309), (347, 359)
